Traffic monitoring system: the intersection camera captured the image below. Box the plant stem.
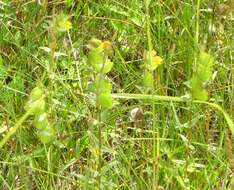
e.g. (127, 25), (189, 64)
(111, 93), (234, 136)
(195, 0), (201, 48)
(144, 0), (159, 188)
(0, 109), (32, 148)
(98, 111), (102, 190)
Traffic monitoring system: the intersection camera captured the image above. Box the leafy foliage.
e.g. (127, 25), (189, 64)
(88, 39), (114, 109)
(0, 1), (233, 189)
(25, 86), (55, 143)
(142, 50), (163, 89)
(190, 51), (214, 101)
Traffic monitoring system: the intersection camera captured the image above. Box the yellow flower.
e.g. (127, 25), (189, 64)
(100, 40), (112, 50)
(56, 15), (72, 32)
(144, 50), (163, 71)
(152, 55), (163, 66)
(58, 20), (72, 31)
(87, 38), (102, 50)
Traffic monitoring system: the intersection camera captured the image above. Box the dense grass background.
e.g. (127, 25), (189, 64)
(0, 0), (233, 189)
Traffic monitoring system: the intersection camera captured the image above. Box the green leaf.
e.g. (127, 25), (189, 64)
(89, 46), (113, 73)
(92, 59), (113, 74)
(101, 59), (113, 74)
(143, 71), (154, 88)
(75, 135), (89, 158)
(190, 51), (213, 100)
(192, 88), (208, 101)
(0, 56), (6, 80)
(196, 52), (213, 81)
(145, 0), (152, 7)
(94, 77), (112, 94)
(97, 93), (113, 109)
(191, 77), (208, 101)
(88, 47), (103, 66)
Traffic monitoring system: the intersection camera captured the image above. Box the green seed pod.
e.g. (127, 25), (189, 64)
(34, 113), (49, 130)
(26, 99), (45, 115)
(30, 86), (44, 101)
(38, 126), (55, 144)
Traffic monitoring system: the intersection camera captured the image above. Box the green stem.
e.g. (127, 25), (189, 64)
(144, 0), (159, 188)
(0, 95), (46, 148)
(98, 112), (102, 190)
(0, 109), (32, 148)
(195, 0), (201, 47)
(111, 93), (234, 136)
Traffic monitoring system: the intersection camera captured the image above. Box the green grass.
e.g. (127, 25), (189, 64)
(0, 0), (234, 189)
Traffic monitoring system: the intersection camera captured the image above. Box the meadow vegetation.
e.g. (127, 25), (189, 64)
(0, 0), (234, 189)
